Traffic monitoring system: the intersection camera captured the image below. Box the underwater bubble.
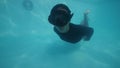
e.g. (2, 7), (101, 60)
(22, 0), (34, 11)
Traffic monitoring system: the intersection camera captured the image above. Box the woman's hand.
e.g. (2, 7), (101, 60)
(84, 9), (90, 15)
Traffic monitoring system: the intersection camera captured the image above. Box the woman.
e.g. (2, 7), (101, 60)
(48, 4), (94, 43)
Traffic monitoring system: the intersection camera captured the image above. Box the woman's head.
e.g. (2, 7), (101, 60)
(48, 4), (73, 27)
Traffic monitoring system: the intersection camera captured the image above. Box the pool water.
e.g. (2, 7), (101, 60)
(0, 0), (120, 68)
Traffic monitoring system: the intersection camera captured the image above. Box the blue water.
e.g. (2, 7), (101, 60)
(0, 0), (120, 68)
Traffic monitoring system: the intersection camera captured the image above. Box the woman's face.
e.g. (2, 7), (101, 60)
(53, 9), (70, 26)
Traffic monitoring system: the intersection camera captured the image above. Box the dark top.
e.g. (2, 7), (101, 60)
(54, 23), (94, 43)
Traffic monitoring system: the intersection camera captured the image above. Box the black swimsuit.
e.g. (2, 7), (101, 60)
(54, 23), (94, 43)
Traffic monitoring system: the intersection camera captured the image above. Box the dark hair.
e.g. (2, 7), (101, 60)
(48, 4), (73, 27)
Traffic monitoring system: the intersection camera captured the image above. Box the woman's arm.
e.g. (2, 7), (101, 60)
(80, 10), (90, 27)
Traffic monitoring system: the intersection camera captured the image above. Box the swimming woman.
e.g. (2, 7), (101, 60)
(48, 4), (94, 43)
